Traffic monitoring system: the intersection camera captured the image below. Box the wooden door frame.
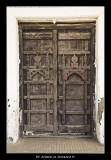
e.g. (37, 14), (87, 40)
(19, 23), (95, 137)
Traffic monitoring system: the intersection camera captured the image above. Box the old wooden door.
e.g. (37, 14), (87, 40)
(19, 23), (95, 137)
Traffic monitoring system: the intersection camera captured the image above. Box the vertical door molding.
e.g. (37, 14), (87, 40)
(52, 30), (58, 135)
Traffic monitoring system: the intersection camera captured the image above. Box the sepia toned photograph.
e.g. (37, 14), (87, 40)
(7, 6), (104, 154)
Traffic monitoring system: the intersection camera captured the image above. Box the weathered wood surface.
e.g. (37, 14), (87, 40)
(59, 111), (84, 114)
(90, 25), (95, 134)
(23, 32), (52, 39)
(47, 83), (50, 125)
(84, 80), (88, 125)
(58, 51), (90, 55)
(19, 25), (24, 136)
(59, 81), (90, 85)
(58, 95), (90, 100)
(53, 30), (58, 135)
(24, 110), (53, 113)
(19, 23), (95, 136)
(58, 110), (91, 114)
(21, 24), (57, 30)
(23, 51), (53, 55)
(59, 32), (91, 39)
(23, 40), (52, 52)
(57, 24), (94, 134)
(23, 66), (53, 70)
(57, 23), (95, 29)
(58, 40), (89, 51)
(20, 23), (95, 30)
(24, 125), (53, 131)
(24, 80), (53, 84)
(59, 125), (90, 133)
(27, 84), (30, 125)
(24, 95), (53, 99)
(23, 50), (90, 56)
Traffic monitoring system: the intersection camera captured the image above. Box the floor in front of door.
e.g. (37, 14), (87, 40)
(7, 137), (104, 153)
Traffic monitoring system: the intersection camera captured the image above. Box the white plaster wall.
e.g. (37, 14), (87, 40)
(96, 110), (104, 144)
(95, 10), (104, 145)
(7, 6), (104, 144)
(7, 14), (19, 143)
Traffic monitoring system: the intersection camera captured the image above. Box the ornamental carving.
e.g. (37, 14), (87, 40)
(63, 70), (86, 81)
(71, 54), (78, 68)
(34, 54), (41, 68)
(30, 70), (46, 79)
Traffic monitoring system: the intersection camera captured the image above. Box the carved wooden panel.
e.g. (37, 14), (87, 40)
(23, 31), (52, 39)
(21, 29), (56, 136)
(58, 30), (91, 39)
(57, 26), (95, 135)
(19, 23), (95, 136)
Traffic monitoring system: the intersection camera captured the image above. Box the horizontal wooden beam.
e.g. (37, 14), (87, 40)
(20, 23), (95, 30)
(66, 95), (90, 100)
(24, 80), (53, 84)
(58, 95), (90, 100)
(24, 125), (53, 132)
(57, 23), (95, 29)
(59, 81), (84, 85)
(59, 125), (90, 133)
(23, 51), (53, 55)
(59, 32), (91, 40)
(58, 50), (90, 55)
(23, 65), (90, 70)
(24, 95), (53, 99)
(23, 135), (92, 138)
(23, 50), (90, 55)
(21, 24), (57, 30)
(24, 110), (53, 114)
(23, 32), (52, 40)
(59, 111), (84, 114)
(58, 66), (90, 70)
(58, 81), (90, 85)
(59, 124), (90, 127)
(23, 66), (53, 70)
(59, 110), (91, 115)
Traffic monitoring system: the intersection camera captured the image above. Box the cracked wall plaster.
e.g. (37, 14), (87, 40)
(98, 98), (104, 124)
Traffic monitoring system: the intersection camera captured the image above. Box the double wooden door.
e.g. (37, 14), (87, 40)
(19, 23), (95, 136)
